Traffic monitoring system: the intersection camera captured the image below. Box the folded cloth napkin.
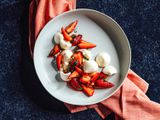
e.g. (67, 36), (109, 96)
(29, 0), (160, 119)
(29, 0), (76, 54)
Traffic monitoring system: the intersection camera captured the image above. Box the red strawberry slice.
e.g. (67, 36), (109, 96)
(69, 59), (79, 72)
(89, 72), (97, 77)
(81, 84), (94, 96)
(90, 72), (100, 82)
(68, 71), (80, 79)
(68, 78), (82, 91)
(48, 44), (60, 57)
(77, 52), (83, 65)
(65, 20), (78, 34)
(79, 73), (91, 84)
(75, 66), (83, 74)
(95, 79), (114, 88)
(80, 40), (89, 44)
(78, 40), (96, 49)
(56, 53), (62, 71)
(61, 27), (72, 41)
(72, 52), (79, 59)
(99, 72), (108, 79)
(71, 52), (83, 65)
(72, 34), (82, 46)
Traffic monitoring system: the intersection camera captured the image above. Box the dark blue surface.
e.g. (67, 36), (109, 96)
(0, 0), (160, 120)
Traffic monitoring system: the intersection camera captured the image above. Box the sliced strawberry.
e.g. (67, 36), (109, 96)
(95, 79), (114, 88)
(79, 73), (91, 84)
(65, 20), (78, 34)
(91, 82), (95, 86)
(75, 66), (83, 74)
(81, 84), (94, 96)
(80, 40), (96, 44)
(91, 72), (100, 82)
(78, 43), (96, 49)
(80, 40), (88, 43)
(68, 78), (82, 91)
(89, 72), (98, 77)
(48, 44), (60, 57)
(72, 52), (78, 59)
(72, 34), (82, 46)
(78, 41), (96, 49)
(69, 59), (79, 72)
(99, 72), (108, 79)
(67, 82), (74, 90)
(77, 52), (83, 65)
(71, 52), (83, 65)
(56, 53), (63, 71)
(85, 82), (95, 88)
(61, 27), (72, 41)
(68, 71), (80, 79)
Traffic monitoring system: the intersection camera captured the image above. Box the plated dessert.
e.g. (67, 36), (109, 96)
(48, 20), (117, 96)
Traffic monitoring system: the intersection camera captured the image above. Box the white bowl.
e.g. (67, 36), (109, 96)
(33, 9), (131, 105)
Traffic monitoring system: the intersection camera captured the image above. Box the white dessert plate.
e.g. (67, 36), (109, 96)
(33, 9), (131, 105)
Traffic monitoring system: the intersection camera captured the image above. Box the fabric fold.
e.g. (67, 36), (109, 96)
(29, 0), (76, 55)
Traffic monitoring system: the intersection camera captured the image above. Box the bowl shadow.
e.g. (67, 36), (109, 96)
(19, 1), (69, 114)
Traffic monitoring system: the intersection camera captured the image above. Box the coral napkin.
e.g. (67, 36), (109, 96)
(29, 0), (160, 119)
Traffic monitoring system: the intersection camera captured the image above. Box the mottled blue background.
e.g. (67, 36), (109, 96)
(0, 0), (160, 120)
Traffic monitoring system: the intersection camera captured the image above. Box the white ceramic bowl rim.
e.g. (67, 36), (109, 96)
(33, 8), (131, 105)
